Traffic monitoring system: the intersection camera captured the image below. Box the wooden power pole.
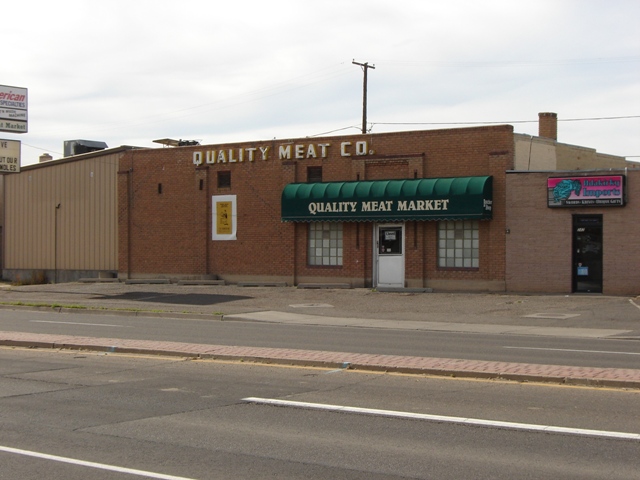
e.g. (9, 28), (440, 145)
(352, 60), (375, 134)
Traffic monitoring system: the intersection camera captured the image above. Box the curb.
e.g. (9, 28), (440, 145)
(2, 332), (640, 389)
(0, 303), (224, 321)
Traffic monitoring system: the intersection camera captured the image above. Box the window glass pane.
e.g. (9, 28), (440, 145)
(308, 222), (343, 266)
(307, 166), (322, 183)
(438, 220), (479, 269)
(217, 171), (231, 188)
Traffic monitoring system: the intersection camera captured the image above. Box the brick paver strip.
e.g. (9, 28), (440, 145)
(2, 331), (640, 388)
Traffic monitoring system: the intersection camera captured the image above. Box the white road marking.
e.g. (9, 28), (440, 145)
(630, 298), (640, 311)
(289, 303), (334, 308)
(503, 346), (640, 356)
(0, 445), (197, 479)
(242, 397), (640, 442)
(30, 320), (128, 327)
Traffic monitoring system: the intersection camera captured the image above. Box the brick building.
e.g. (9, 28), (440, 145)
(506, 169), (640, 295)
(114, 114), (636, 293)
(118, 125), (512, 291)
(4, 113), (637, 294)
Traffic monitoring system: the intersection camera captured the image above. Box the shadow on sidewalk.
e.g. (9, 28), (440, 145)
(91, 291), (253, 306)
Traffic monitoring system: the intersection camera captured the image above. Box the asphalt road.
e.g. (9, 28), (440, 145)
(1, 309), (639, 370)
(1, 348), (639, 479)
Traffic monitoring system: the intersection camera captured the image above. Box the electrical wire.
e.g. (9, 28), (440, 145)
(371, 115), (640, 127)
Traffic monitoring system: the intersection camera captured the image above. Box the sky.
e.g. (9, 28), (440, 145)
(4, 0), (639, 166)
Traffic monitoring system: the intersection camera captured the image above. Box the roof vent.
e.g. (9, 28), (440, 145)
(63, 140), (108, 157)
(153, 138), (201, 147)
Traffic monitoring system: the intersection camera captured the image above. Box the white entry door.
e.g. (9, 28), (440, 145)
(375, 224), (405, 288)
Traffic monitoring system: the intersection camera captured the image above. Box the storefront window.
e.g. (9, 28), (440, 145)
(309, 222), (343, 266)
(438, 220), (479, 268)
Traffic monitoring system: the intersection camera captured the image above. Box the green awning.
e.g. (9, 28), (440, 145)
(281, 176), (493, 222)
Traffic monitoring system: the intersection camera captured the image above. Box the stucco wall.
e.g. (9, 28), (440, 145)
(514, 134), (557, 170)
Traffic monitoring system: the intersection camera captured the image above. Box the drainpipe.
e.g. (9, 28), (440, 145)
(54, 203), (61, 283)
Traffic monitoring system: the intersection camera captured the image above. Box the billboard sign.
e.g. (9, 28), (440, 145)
(0, 85), (28, 133)
(547, 175), (624, 207)
(0, 139), (20, 173)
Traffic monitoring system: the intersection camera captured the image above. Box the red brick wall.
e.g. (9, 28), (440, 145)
(506, 170), (640, 295)
(118, 126), (514, 289)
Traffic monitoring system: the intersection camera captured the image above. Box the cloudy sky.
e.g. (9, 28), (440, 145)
(4, 0), (639, 166)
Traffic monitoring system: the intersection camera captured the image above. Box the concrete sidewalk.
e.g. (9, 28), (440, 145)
(0, 282), (639, 388)
(1, 281), (639, 334)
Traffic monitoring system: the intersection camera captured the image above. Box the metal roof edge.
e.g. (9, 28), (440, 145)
(20, 145), (142, 171)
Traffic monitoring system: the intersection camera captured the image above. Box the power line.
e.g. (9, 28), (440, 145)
(376, 55), (640, 69)
(20, 142), (63, 156)
(310, 115), (640, 158)
(310, 125), (361, 137)
(371, 115), (640, 127)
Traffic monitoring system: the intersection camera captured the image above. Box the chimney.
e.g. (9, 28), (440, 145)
(39, 153), (53, 163)
(538, 112), (557, 141)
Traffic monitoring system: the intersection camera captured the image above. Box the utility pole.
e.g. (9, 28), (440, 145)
(352, 60), (375, 134)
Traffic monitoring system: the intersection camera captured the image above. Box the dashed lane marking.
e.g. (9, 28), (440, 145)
(0, 445), (198, 479)
(242, 397), (640, 442)
(503, 346), (640, 356)
(29, 320), (129, 327)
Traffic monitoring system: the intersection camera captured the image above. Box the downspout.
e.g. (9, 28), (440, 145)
(117, 152), (134, 280)
(54, 203), (61, 283)
(292, 222), (297, 287)
(127, 170), (132, 279)
(206, 168), (210, 276)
